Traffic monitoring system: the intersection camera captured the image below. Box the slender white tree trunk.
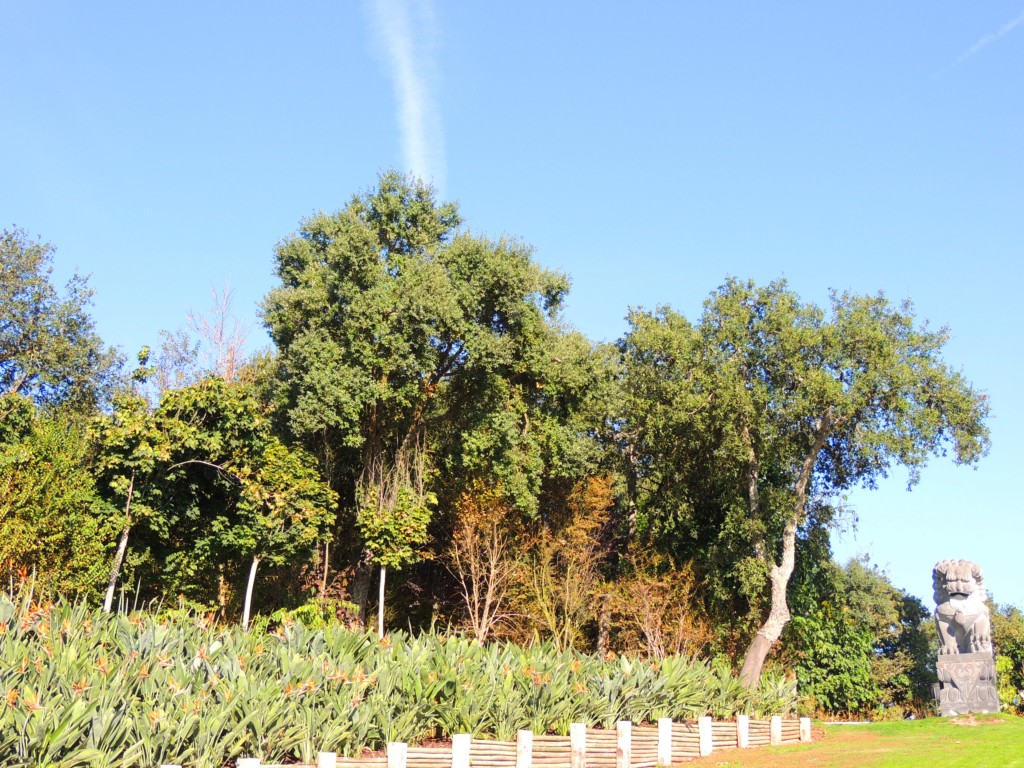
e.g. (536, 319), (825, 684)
(242, 556), (260, 632)
(322, 540), (330, 595)
(378, 565), (386, 639)
(103, 472), (135, 614)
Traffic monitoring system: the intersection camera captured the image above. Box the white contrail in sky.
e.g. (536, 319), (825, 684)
(955, 8), (1024, 64)
(365, 0), (446, 192)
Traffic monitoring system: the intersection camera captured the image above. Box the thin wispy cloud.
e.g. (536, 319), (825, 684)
(365, 0), (446, 192)
(953, 7), (1024, 66)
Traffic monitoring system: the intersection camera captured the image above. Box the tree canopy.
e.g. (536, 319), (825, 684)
(0, 228), (122, 418)
(262, 172), (613, 622)
(621, 278), (990, 684)
(0, 184), (996, 712)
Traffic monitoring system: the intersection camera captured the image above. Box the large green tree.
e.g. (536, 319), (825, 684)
(93, 376), (335, 618)
(262, 172), (610, 620)
(622, 278), (989, 685)
(0, 228), (121, 419)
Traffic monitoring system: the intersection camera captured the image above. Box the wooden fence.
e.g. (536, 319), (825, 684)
(205, 716), (812, 768)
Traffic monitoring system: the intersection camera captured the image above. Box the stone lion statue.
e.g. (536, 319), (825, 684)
(933, 559), (993, 655)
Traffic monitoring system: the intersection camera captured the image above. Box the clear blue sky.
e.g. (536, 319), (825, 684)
(3, 2), (1022, 608)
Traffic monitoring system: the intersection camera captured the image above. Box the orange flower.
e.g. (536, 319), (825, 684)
(139, 663), (151, 679)
(22, 690), (41, 713)
(72, 678), (89, 697)
(5, 689), (17, 709)
(97, 657), (109, 676)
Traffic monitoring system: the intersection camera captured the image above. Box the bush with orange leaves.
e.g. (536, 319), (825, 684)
(608, 552), (714, 660)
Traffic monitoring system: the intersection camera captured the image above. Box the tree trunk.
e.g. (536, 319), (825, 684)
(738, 414), (831, 688)
(103, 472), (135, 614)
(350, 553), (373, 627)
(377, 564), (386, 639)
(738, 518), (797, 687)
(217, 564), (228, 609)
(596, 593), (611, 657)
(242, 556), (260, 632)
(322, 540), (330, 595)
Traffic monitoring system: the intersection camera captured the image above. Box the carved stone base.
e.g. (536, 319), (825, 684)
(935, 652), (1000, 716)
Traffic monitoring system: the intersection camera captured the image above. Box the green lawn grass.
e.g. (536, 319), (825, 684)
(690, 714), (1024, 768)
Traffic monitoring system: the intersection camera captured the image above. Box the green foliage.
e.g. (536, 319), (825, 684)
(263, 171), (609, 523)
(991, 604), (1024, 711)
(0, 594), (794, 766)
(0, 412), (119, 597)
(787, 558), (933, 715)
(0, 227), (122, 414)
(90, 376), (336, 608)
(356, 486), (433, 571)
(620, 278), (990, 677)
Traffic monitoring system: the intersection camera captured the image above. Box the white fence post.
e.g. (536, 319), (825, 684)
(799, 717), (812, 743)
(570, 722), (587, 768)
(697, 716), (713, 758)
(318, 752), (337, 768)
(452, 734), (472, 768)
(388, 742), (408, 768)
(616, 720), (631, 768)
(517, 729), (534, 768)
(769, 715), (782, 746)
(736, 714), (749, 748)
(656, 718), (672, 767)
(237, 759), (261, 768)
(160, 765), (182, 768)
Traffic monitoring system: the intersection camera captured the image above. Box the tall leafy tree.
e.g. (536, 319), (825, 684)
(262, 172), (607, 619)
(93, 375), (335, 618)
(91, 383), (174, 612)
(622, 278), (989, 685)
(149, 378), (336, 622)
(0, 228), (121, 419)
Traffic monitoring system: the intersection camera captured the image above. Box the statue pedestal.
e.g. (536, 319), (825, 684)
(935, 652), (1000, 716)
